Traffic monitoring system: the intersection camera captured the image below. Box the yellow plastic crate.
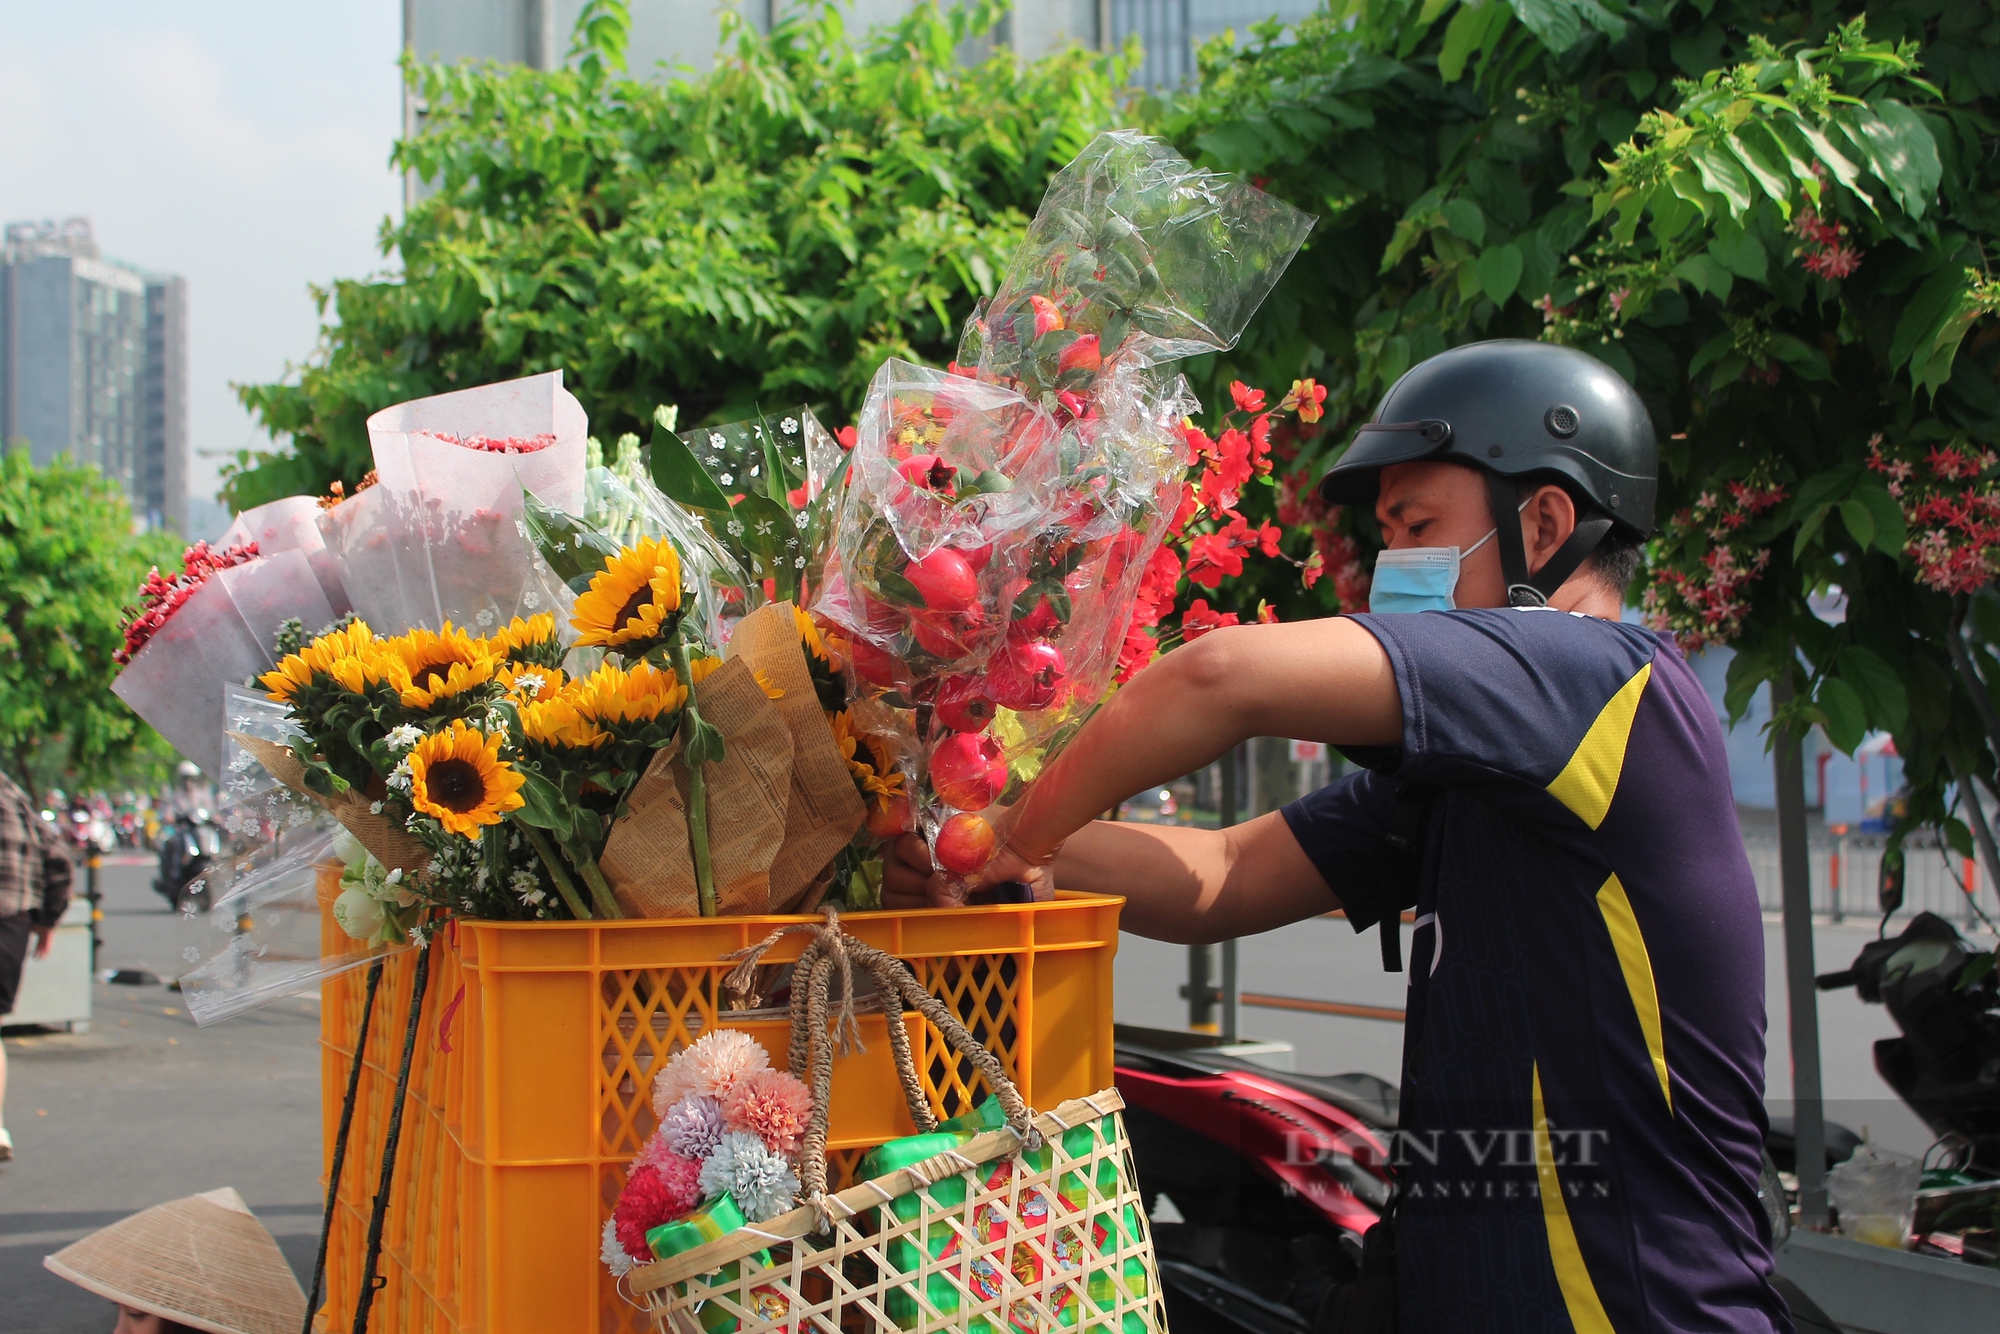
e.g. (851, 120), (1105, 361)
(314, 867), (1122, 1333)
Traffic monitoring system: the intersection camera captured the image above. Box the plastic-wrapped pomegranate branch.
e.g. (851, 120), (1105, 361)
(813, 131), (1314, 882)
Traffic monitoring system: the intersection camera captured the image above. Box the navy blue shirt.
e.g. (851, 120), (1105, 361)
(1282, 608), (1785, 1334)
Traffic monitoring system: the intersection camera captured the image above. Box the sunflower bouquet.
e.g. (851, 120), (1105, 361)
(814, 132), (1311, 881)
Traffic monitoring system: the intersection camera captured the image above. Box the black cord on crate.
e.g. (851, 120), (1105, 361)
(304, 959), (385, 1334)
(352, 942), (434, 1333)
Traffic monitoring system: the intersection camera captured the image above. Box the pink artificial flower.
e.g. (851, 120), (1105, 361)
(722, 1068), (814, 1155)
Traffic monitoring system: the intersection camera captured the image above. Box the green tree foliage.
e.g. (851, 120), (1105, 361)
(0, 449), (178, 790)
(227, 0), (1126, 509)
(1158, 1), (2000, 867)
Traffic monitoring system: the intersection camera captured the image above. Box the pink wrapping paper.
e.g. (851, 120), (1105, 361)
(222, 495), (352, 618)
(360, 371), (587, 633)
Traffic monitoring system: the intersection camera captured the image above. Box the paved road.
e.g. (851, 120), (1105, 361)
(2, 861), (323, 1334)
(0, 859), (1954, 1333)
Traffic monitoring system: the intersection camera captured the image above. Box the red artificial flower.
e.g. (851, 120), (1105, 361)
(1181, 599), (1241, 640)
(1058, 335), (1102, 375)
(836, 425), (857, 451)
(1257, 601), (1280, 624)
(1281, 379), (1328, 424)
(1229, 381), (1266, 413)
(613, 1156), (704, 1262)
(787, 486), (807, 510)
(1167, 482), (1199, 538)
(1301, 550), (1325, 589)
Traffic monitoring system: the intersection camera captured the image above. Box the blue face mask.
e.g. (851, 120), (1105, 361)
(1367, 530), (1496, 614)
(1367, 493), (1532, 614)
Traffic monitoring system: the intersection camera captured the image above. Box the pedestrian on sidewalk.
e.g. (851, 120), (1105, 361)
(0, 763), (73, 1162)
(43, 1186), (308, 1334)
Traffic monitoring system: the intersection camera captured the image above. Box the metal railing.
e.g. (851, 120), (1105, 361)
(1739, 833), (1999, 929)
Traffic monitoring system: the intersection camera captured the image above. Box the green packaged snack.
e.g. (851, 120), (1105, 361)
(647, 1195), (787, 1333)
(866, 1108), (1144, 1332)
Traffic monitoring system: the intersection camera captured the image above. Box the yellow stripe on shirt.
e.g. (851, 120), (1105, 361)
(1596, 872), (1673, 1112)
(1546, 661), (1652, 830)
(1533, 1063), (1617, 1334)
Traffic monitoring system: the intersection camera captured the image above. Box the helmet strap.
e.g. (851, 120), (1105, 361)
(1485, 470), (1615, 608)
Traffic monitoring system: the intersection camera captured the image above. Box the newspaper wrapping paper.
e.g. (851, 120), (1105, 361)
(814, 130), (1312, 867)
(110, 550), (337, 780)
(322, 370), (588, 636)
(220, 494), (353, 620)
(598, 657), (792, 917)
(725, 601), (867, 912)
(178, 685), (410, 1026)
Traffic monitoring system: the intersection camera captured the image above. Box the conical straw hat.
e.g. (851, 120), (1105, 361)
(43, 1187), (307, 1334)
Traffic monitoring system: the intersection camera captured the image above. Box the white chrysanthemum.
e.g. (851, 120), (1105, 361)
(600, 1218), (635, 1277)
(386, 758), (413, 793)
(698, 1131), (799, 1223)
(510, 869), (545, 906)
(512, 670), (547, 698)
(384, 724), (423, 751)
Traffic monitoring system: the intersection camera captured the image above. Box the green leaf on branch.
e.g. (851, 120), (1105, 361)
(649, 409), (731, 513)
(1815, 676), (1868, 754)
(1837, 646), (1909, 734)
(1477, 243), (1524, 304)
(1441, 198), (1485, 246)
(1837, 498), (1874, 550)
(1849, 482), (1908, 558)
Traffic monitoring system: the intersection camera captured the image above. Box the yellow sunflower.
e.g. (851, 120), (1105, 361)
(567, 661), (688, 728)
(792, 606), (829, 664)
(261, 621), (390, 701)
(387, 623), (498, 710)
(685, 653), (782, 700)
(406, 719), (526, 837)
(570, 537), (684, 649)
(496, 660), (564, 702)
(829, 711), (905, 800)
(487, 613), (559, 662)
(516, 693), (608, 751)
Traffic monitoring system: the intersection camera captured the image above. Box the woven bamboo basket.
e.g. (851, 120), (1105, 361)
(625, 912), (1167, 1334)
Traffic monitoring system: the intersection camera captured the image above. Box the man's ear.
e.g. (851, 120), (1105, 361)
(1522, 484), (1577, 575)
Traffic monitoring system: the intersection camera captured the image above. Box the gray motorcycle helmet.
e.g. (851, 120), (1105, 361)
(1318, 339), (1658, 535)
(1316, 340), (1660, 606)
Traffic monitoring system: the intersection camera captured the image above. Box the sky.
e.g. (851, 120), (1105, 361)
(0, 1), (405, 528)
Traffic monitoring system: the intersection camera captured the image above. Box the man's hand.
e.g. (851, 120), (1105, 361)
(878, 808), (1062, 909)
(30, 925), (55, 961)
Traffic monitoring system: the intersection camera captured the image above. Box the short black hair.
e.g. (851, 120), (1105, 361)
(1587, 525), (1645, 594)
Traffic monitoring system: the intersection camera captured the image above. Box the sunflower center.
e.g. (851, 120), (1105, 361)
(617, 581), (661, 632)
(427, 758), (487, 813)
(413, 658), (454, 691)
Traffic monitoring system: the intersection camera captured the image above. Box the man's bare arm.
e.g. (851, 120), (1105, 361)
(1001, 618), (1399, 867)
(882, 617), (1400, 909)
(1049, 813), (1339, 943)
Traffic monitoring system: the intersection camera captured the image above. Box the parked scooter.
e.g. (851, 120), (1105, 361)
(1115, 1025), (1849, 1332)
(1818, 908), (2000, 1214)
(153, 809), (221, 912)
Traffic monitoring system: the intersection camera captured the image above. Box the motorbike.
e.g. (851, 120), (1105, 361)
(153, 809), (221, 912)
(1115, 1025), (1850, 1333)
(1817, 908), (2000, 1257)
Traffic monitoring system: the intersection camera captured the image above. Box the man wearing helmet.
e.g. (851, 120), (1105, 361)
(887, 341), (1787, 1331)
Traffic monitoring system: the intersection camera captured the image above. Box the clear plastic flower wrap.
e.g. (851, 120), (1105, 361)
(315, 482), (423, 635)
(356, 370), (589, 633)
(221, 494), (352, 619)
(815, 132), (1311, 880)
(177, 686), (409, 1026)
(958, 129), (1318, 390)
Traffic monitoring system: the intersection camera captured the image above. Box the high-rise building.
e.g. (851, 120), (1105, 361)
(0, 219), (189, 532)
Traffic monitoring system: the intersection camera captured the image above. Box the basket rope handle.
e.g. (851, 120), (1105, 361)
(722, 906), (1036, 1226)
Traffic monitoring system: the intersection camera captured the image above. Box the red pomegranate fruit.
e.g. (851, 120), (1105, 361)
(866, 794), (915, 840)
(905, 549), (980, 614)
(929, 732), (1008, 812)
(934, 813), (998, 876)
(933, 676), (996, 733)
(986, 639), (1067, 711)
